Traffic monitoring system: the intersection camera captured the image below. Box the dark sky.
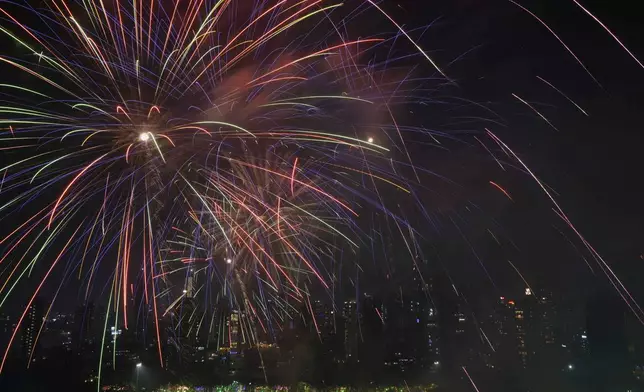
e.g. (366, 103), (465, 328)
(382, 0), (644, 302)
(1, 0), (643, 318)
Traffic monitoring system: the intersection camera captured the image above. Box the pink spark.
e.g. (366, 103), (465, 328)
(147, 105), (161, 118)
(116, 105), (132, 122)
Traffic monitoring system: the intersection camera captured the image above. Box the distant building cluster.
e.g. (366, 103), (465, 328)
(1, 278), (644, 392)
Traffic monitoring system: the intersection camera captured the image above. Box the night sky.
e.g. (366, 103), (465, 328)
(1, 0), (643, 322)
(392, 0), (644, 300)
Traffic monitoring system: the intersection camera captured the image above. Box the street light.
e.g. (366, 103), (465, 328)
(139, 132), (150, 142)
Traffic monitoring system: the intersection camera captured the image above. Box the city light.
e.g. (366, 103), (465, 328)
(136, 363), (142, 368)
(568, 364), (574, 370)
(367, 137), (374, 143)
(226, 258), (232, 264)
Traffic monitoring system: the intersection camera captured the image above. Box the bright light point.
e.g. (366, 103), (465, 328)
(568, 364), (574, 370)
(136, 363), (142, 368)
(139, 132), (150, 142)
(367, 137), (374, 143)
(226, 258), (232, 264)
(182, 289), (187, 294)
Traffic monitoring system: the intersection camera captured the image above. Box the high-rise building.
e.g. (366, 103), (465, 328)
(514, 303), (528, 367)
(343, 299), (359, 360)
(21, 298), (44, 362)
(174, 297), (199, 365)
(382, 294), (427, 373)
(512, 288), (556, 369)
(212, 302), (246, 353)
(492, 289), (575, 391)
(0, 313), (14, 359)
(0, 313), (10, 335)
(185, 268), (196, 299)
(433, 275), (460, 374)
(229, 310), (240, 354)
(493, 296), (522, 375)
(0, 313), (11, 340)
(425, 300), (440, 371)
(311, 300), (335, 338)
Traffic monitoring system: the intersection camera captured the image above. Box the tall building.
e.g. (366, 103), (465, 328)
(172, 296), (199, 366)
(229, 310), (241, 354)
(309, 300), (343, 365)
(512, 289), (558, 369)
(493, 297), (522, 377)
(40, 312), (73, 350)
(185, 268), (196, 299)
(514, 299), (529, 367)
(21, 298), (44, 362)
(169, 267), (203, 366)
(425, 300), (440, 371)
(0, 313), (14, 360)
(492, 289), (575, 391)
(343, 299), (359, 361)
(433, 275), (460, 374)
(211, 301), (246, 353)
(382, 294), (427, 373)
(0, 313), (10, 334)
(311, 300), (335, 338)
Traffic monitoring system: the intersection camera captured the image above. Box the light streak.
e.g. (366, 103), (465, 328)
(489, 181), (513, 201)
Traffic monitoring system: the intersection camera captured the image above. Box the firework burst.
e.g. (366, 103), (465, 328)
(3, 1), (641, 389)
(0, 0), (444, 380)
